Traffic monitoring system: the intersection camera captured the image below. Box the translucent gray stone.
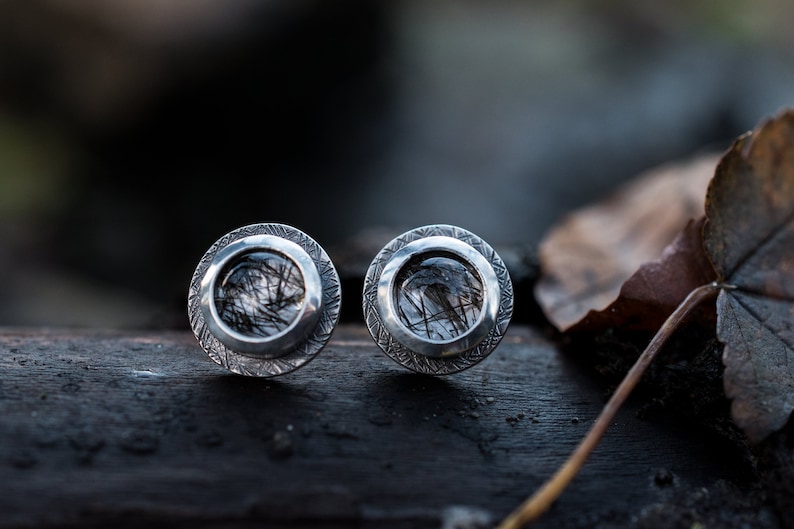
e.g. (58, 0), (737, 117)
(394, 254), (483, 341)
(214, 251), (305, 338)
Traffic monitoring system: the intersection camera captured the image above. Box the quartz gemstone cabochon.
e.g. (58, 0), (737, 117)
(214, 251), (305, 338)
(394, 254), (484, 341)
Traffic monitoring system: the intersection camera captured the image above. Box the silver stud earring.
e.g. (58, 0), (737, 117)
(362, 224), (513, 375)
(188, 223), (341, 377)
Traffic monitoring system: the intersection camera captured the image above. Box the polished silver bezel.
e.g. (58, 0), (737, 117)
(363, 224), (513, 375)
(188, 223), (341, 377)
(376, 236), (499, 357)
(198, 235), (323, 358)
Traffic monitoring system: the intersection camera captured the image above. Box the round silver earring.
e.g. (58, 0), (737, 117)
(188, 223), (341, 377)
(362, 224), (513, 375)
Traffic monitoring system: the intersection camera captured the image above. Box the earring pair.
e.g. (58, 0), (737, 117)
(187, 223), (513, 377)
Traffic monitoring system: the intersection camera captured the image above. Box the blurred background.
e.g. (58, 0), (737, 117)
(0, 0), (792, 330)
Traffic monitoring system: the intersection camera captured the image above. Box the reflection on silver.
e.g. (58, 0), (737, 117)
(363, 224), (513, 375)
(188, 223), (340, 377)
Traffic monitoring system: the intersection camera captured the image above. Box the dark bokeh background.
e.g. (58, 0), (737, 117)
(1, 0), (793, 330)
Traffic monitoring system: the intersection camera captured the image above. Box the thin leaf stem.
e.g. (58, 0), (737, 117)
(495, 282), (721, 529)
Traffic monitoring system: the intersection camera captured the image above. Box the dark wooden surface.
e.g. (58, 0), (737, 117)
(0, 325), (755, 528)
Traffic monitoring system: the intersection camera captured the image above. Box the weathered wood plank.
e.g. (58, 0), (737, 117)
(0, 326), (757, 528)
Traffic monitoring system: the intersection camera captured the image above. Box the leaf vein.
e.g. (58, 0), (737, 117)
(732, 287), (794, 304)
(722, 293), (758, 387)
(727, 206), (794, 280)
(730, 291), (794, 352)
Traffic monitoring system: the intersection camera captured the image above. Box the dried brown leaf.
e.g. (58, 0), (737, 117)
(705, 109), (794, 443)
(571, 216), (716, 332)
(536, 153), (719, 332)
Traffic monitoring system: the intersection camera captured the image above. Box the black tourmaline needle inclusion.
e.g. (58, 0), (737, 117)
(394, 254), (483, 341)
(214, 251), (305, 338)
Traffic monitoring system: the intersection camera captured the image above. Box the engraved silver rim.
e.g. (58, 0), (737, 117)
(188, 223), (341, 377)
(363, 224), (513, 375)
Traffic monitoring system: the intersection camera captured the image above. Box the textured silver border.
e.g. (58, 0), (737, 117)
(188, 223), (341, 377)
(363, 224), (513, 375)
